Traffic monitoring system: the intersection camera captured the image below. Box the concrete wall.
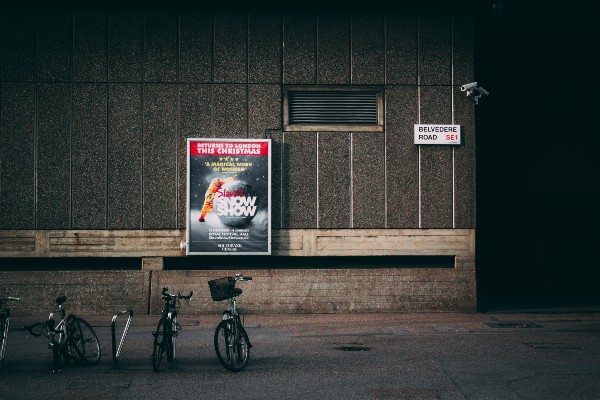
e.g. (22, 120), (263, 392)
(0, 9), (475, 231)
(0, 6), (477, 314)
(1, 267), (476, 318)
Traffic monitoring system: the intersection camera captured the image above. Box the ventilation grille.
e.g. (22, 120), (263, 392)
(288, 91), (379, 126)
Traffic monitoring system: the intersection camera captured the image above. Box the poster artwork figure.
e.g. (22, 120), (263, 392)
(199, 174), (237, 222)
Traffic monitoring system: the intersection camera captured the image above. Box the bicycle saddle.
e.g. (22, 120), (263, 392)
(55, 295), (67, 305)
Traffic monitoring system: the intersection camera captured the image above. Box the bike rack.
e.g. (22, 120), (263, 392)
(111, 310), (133, 368)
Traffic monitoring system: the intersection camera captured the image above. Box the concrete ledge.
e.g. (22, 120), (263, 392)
(0, 229), (475, 258)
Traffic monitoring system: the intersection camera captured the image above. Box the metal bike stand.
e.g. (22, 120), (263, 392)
(111, 310), (133, 368)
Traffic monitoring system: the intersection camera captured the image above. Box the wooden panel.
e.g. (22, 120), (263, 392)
(0, 231), (36, 254)
(0, 229), (474, 259)
(47, 230), (184, 257)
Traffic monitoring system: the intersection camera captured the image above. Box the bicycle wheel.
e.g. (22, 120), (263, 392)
(152, 319), (168, 371)
(214, 319), (250, 372)
(0, 313), (7, 365)
(65, 316), (82, 363)
(70, 318), (101, 365)
(167, 317), (176, 362)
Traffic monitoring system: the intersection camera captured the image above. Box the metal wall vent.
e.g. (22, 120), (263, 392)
(289, 91), (378, 125)
(284, 87), (384, 132)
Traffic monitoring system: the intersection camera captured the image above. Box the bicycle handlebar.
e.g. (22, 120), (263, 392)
(26, 321), (51, 337)
(235, 274), (253, 282)
(161, 287), (193, 301)
(0, 296), (20, 303)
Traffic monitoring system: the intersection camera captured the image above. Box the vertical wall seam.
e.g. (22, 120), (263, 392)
(316, 131), (319, 229)
(417, 16), (422, 229)
(315, 15), (319, 84)
(281, 14), (285, 84)
(147, 270), (153, 315)
(383, 16), (388, 228)
(281, 16), (285, 229)
(451, 16), (456, 229)
(280, 132), (284, 229)
(0, 14), (2, 223)
(349, 17), (353, 227)
(70, 10), (74, 229)
(34, 10), (39, 229)
(315, 16), (319, 228)
(350, 132), (353, 228)
(175, 12), (181, 228)
(105, 11), (110, 229)
(141, 11), (145, 229)
(349, 16), (353, 84)
(246, 14), (250, 138)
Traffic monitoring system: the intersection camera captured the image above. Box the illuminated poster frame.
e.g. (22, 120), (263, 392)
(186, 138), (271, 255)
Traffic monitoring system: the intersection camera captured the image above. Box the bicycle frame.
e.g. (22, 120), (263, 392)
(211, 274), (252, 372)
(163, 297), (179, 359)
(152, 288), (192, 371)
(47, 304), (68, 348)
(27, 296), (101, 372)
(46, 303), (72, 372)
(222, 297), (244, 325)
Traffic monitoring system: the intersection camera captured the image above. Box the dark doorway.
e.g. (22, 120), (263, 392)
(475, 3), (600, 311)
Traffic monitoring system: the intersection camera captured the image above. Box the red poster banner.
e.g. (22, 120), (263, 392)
(190, 141), (269, 156)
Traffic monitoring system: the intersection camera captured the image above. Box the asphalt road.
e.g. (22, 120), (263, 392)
(2, 312), (600, 399)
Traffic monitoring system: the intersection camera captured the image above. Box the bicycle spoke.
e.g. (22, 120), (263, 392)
(214, 320), (250, 372)
(70, 317), (101, 365)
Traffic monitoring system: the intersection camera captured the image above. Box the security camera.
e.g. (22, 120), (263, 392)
(461, 82), (489, 105)
(477, 87), (490, 96)
(460, 82), (478, 92)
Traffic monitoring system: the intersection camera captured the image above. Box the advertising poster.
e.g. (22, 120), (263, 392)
(187, 138), (271, 255)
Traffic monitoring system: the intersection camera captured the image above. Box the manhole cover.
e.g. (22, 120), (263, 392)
(334, 346), (371, 352)
(485, 321), (543, 329)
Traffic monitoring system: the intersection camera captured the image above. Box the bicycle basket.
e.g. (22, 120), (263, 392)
(208, 277), (235, 301)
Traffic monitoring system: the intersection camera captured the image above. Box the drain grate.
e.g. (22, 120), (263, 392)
(335, 346), (371, 352)
(485, 321), (543, 329)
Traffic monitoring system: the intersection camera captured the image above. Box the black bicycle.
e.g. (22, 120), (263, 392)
(152, 287), (193, 371)
(27, 296), (101, 372)
(208, 274), (253, 372)
(0, 296), (20, 366)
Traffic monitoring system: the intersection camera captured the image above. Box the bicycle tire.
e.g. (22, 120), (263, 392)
(65, 315), (82, 364)
(0, 313), (6, 365)
(70, 317), (101, 365)
(167, 317), (176, 362)
(152, 318), (168, 371)
(214, 319), (250, 372)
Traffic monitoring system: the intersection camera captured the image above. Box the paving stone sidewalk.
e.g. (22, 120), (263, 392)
(2, 312), (600, 399)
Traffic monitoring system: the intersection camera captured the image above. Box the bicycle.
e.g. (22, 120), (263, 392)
(208, 273), (253, 372)
(152, 287), (193, 371)
(27, 295), (101, 372)
(0, 296), (20, 366)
